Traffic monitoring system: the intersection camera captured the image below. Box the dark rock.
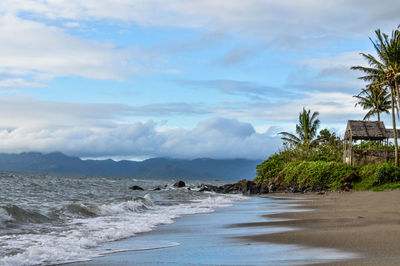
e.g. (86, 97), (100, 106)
(153, 187), (161, 191)
(344, 173), (360, 183)
(268, 183), (276, 192)
(341, 182), (352, 191)
(285, 187), (300, 193)
(196, 180), (269, 195)
(198, 184), (211, 192)
(187, 187), (191, 191)
(129, 185), (144, 191)
(173, 181), (186, 187)
(259, 182), (269, 194)
(222, 184), (235, 193)
(313, 185), (323, 192)
(198, 184), (224, 193)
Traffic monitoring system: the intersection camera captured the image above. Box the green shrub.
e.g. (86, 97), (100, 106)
(280, 161), (357, 189)
(374, 162), (400, 185)
(353, 163), (380, 190)
(255, 153), (285, 183)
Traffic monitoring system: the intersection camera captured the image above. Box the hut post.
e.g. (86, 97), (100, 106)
(386, 138), (389, 162)
(349, 135), (353, 166)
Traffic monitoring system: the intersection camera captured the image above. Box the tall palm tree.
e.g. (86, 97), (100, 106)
(279, 108), (320, 154)
(351, 27), (400, 166)
(353, 84), (391, 121)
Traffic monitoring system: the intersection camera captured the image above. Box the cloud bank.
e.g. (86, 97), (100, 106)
(0, 97), (280, 159)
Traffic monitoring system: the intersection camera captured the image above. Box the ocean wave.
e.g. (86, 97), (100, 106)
(0, 208), (14, 228)
(0, 193), (245, 265)
(0, 205), (50, 226)
(63, 204), (99, 218)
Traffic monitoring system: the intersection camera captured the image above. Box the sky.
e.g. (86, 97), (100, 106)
(0, 0), (399, 160)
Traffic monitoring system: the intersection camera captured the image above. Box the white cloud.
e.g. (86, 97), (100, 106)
(283, 51), (369, 94)
(0, 100), (279, 159)
(0, 1), (396, 88)
(214, 91), (365, 123)
(0, 97), (211, 129)
(0, 13), (179, 88)
(0, 78), (43, 88)
(64, 21), (80, 28)
(0, 14), (140, 83)
(0, 97), (280, 159)
(301, 52), (365, 71)
(0, 94), (371, 159)
(2, 0), (399, 45)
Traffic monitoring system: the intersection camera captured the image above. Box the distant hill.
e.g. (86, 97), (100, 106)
(0, 152), (262, 180)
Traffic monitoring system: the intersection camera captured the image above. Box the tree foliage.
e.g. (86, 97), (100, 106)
(351, 26), (400, 166)
(353, 84), (391, 121)
(279, 108), (320, 154)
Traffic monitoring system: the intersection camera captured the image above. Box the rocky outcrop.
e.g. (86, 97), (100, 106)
(197, 180), (269, 195)
(173, 181), (186, 187)
(195, 176), (351, 195)
(133, 176), (352, 195)
(129, 185), (144, 191)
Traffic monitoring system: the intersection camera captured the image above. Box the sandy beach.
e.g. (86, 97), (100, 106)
(71, 196), (360, 265)
(232, 190), (400, 265)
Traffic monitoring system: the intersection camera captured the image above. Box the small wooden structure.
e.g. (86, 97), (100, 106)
(343, 120), (397, 165)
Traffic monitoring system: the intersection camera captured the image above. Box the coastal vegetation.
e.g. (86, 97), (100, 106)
(254, 25), (400, 192)
(253, 25), (400, 192)
(255, 110), (400, 192)
(353, 84), (391, 122)
(255, 108), (358, 191)
(351, 26), (400, 166)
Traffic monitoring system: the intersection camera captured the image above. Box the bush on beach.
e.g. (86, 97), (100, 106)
(255, 154), (400, 191)
(280, 161), (357, 189)
(374, 162), (400, 185)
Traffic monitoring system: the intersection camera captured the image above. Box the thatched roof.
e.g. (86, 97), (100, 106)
(344, 120), (388, 140)
(385, 129), (399, 139)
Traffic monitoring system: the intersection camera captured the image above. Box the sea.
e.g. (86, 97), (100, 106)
(0, 172), (245, 265)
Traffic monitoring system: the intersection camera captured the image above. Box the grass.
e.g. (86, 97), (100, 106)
(372, 182), (400, 191)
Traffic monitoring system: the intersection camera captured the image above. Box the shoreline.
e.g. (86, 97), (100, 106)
(233, 190), (400, 265)
(71, 195), (358, 265)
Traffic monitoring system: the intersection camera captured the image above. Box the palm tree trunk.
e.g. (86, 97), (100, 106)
(391, 86), (399, 166)
(377, 111), (380, 121)
(395, 79), (400, 118)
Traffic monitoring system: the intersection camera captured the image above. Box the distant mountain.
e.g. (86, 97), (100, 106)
(0, 152), (262, 180)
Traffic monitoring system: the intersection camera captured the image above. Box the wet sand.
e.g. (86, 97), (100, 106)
(232, 190), (400, 265)
(71, 196), (357, 265)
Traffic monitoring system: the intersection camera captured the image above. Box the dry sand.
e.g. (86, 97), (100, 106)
(231, 190), (400, 265)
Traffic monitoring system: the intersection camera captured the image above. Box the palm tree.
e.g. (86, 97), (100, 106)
(279, 108), (320, 154)
(351, 27), (400, 166)
(353, 84), (391, 121)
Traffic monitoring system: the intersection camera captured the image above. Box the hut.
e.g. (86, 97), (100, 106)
(343, 120), (397, 165)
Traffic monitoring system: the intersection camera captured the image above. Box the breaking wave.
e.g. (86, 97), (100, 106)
(0, 187), (245, 265)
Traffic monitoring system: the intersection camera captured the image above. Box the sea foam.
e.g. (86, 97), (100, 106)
(0, 193), (245, 265)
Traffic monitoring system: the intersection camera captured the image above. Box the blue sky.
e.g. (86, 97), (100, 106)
(0, 0), (399, 160)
